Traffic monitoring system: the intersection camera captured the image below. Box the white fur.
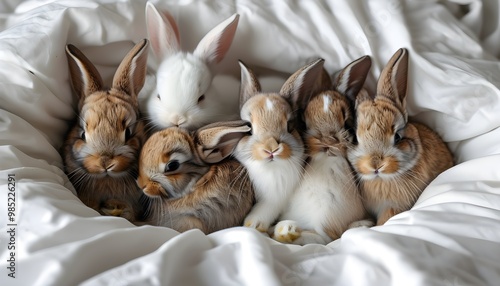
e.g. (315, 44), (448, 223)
(322, 94), (331, 113)
(235, 59), (325, 233)
(153, 54), (209, 127)
(142, 5), (240, 131)
(265, 98), (274, 111)
(273, 220), (328, 244)
(235, 135), (304, 231)
(144, 71), (239, 130)
(336, 65), (352, 95)
(274, 152), (367, 244)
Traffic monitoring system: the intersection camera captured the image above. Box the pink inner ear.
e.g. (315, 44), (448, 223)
(210, 19), (238, 64)
(162, 11), (180, 45)
(194, 14), (239, 65)
(147, 16), (159, 56)
(146, 3), (180, 59)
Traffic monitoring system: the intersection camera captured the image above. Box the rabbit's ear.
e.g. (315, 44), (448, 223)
(66, 44), (104, 109)
(145, 1), (180, 59)
(280, 58), (325, 111)
(311, 67), (333, 98)
(334, 55), (372, 103)
(195, 120), (251, 164)
(238, 60), (262, 109)
(112, 39), (149, 99)
(376, 48), (409, 113)
(193, 14), (239, 67)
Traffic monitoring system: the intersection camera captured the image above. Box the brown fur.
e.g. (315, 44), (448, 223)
(62, 40), (149, 224)
(304, 91), (351, 157)
(301, 56), (372, 241)
(237, 59), (326, 165)
(137, 123), (255, 234)
(235, 59), (325, 232)
(348, 49), (454, 225)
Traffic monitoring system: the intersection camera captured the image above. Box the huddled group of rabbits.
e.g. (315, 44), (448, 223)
(62, 2), (454, 245)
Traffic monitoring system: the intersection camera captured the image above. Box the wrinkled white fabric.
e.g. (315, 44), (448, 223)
(0, 0), (499, 285)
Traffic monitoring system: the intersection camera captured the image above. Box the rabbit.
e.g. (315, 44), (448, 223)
(272, 56), (375, 245)
(347, 48), (454, 226)
(136, 120), (255, 234)
(141, 2), (241, 131)
(235, 58), (325, 233)
(62, 39), (150, 224)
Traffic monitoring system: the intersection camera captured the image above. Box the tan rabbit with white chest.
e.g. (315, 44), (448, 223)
(347, 48), (454, 225)
(272, 56), (374, 245)
(62, 39), (149, 224)
(136, 121), (254, 234)
(235, 59), (325, 233)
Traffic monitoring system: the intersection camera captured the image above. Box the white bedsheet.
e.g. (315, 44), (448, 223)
(0, 0), (499, 285)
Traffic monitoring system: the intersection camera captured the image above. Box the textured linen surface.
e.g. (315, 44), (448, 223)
(0, 0), (499, 285)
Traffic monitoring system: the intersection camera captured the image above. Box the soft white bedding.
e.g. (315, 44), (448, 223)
(1, 0), (500, 285)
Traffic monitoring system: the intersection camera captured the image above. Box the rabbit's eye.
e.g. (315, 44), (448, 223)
(344, 120), (353, 133)
(80, 130), (86, 141)
(165, 160), (180, 173)
(352, 133), (358, 145)
(198, 94), (205, 103)
(394, 130), (403, 144)
(125, 127), (133, 141)
(157, 94), (161, 101)
(344, 123), (351, 134)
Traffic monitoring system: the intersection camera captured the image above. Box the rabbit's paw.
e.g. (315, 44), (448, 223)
(244, 217), (270, 232)
(101, 199), (132, 220)
(348, 219), (375, 229)
(273, 220), (302, 243)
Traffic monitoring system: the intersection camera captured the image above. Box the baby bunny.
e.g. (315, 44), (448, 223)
(62, 39), (149, 223)
(235, 58), (325, 233)
(142, 2), (240, 131)
(273, 56), (374, 245)
(347, 48), (454, 225)
(137, 121), (254, 234)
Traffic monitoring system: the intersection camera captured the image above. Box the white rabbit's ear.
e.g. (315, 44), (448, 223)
(376, 48), (409, 113)
(65, 44), (104, 109)
(193, 14), (239, 67)
(334, 55), (372, 103)
(195, 120), (251, 163)
(238, 60), (262, 109)
(145, 1), (180, 59)
(112, 39), (150, 99)
(280, 58), (325, 111)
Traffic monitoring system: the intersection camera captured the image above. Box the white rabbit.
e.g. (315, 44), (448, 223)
(272, 56), (375, 245)
(235, 58), (325, 232)
(141, 2), (240, 131)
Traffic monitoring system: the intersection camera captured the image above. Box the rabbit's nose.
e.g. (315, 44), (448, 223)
(101, 156), (115, 171)
(170, 114), (186, 127)
(371, 155), (384, 173)
(325, 136), (339, 146)
(261, 137), (287, 161)
(263, 137), (279, 152)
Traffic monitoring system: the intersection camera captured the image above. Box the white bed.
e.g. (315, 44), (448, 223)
(1, 0), (500, 285)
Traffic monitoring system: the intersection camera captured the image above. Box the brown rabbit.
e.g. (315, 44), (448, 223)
(62, 39), (149, 224)
(136, 120), (254, 234)
(235, 59), (325, 233)
(347, 48), (454, 225)
(272, 56), (374, 245)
